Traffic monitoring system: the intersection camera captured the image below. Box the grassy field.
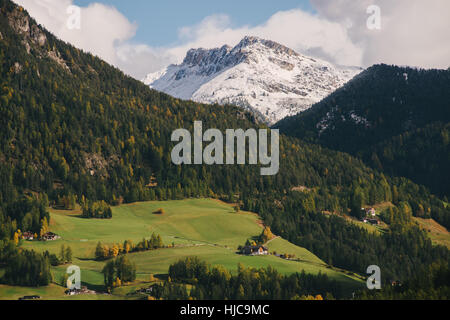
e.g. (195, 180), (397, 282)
(413, 217), (450, 248)
(23, 199), (262, 258)
(1, 199), (363, 300)
(266, 237), (326, 264)
(0, 284), (127, 300)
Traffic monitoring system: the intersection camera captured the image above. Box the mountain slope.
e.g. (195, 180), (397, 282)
(1, 0), (449, 286)
(275, 64), (450, 197)
(363, 122), (450, 198)
(144, 36), (361, 124)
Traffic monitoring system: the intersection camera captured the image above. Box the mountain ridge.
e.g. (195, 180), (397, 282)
(275, 64), (450, 197)
(144, 36), (362, 124)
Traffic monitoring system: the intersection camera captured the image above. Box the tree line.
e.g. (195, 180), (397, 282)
(82, 200), (112, 219)
(95, 233), (164, 261)
(148, 257), (346, 300)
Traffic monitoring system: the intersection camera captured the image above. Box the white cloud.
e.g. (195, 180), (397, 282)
(13, 0), (450, 79)
(13, 0), (171, 78)
(167, 10), (363, 67)
(171, 1), (450, 70)
(311, 0), (450, 69)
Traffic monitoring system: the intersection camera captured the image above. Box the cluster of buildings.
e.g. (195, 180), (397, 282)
(21, 231), (61, 241)
(18, 295), (41, 300)
(136, 285), (158, 295)
(361, 208), (380, 225)
(65, 286), (96, 296)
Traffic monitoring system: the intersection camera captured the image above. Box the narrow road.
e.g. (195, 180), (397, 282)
(263, 236), (280, 246)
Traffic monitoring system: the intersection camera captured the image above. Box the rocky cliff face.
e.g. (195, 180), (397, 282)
(7, 7), (47, 47)
(144, 36), (362, 124)
(6, 6), (75, 72)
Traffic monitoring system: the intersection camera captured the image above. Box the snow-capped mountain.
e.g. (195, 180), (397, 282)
(143, 36), (362, 124)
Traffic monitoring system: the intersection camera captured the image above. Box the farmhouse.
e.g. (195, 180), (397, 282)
(18, 295), (41, 300)
(137, 284), (158, 294)
(42, 232), (61, 241)
(65, 286), (96, 296)
(242, 245), (268, 256)
(390, 280), (402, 287)
(22, 231), (34, 241)
(360, 207), (380, 225)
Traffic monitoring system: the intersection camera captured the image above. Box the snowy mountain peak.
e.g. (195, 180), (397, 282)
(234, 36), (300, 58)
(143, 36), (362, 124)
(183, 45), (233, 66)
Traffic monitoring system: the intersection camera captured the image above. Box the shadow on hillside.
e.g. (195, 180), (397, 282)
(76, 257), (97, 262)
(155, 274), (168, 281)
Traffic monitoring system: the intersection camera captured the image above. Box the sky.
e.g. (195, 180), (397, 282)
(13, 0), (450, 79)
(73, 0), (315, 46)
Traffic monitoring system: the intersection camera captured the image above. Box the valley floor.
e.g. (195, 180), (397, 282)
(0, 199), (364, 300)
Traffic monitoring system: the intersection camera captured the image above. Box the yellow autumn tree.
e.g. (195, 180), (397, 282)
(124, 240), (133, 254)
(111, 244), (119, 258)
(260, 226), (275, 243)
(103, 245), (110, 258)
(13, 231), (20, 245)
(39, 217), (49, 238)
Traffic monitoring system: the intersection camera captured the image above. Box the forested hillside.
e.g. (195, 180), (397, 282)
(0, 0), (449, 292)
(361, 122), (450, 200)
(275, 65), (450, 198)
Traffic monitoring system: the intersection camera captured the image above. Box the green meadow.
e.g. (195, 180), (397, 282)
(1, 199), (363, 300)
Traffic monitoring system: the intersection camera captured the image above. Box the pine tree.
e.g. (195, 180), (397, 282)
(60, 244), (66, 264)
(65, 246), (73, 263)
(95, 242), (104, 260)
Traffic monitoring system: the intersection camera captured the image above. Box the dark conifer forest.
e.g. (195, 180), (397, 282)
(276, 64), (450, 198)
